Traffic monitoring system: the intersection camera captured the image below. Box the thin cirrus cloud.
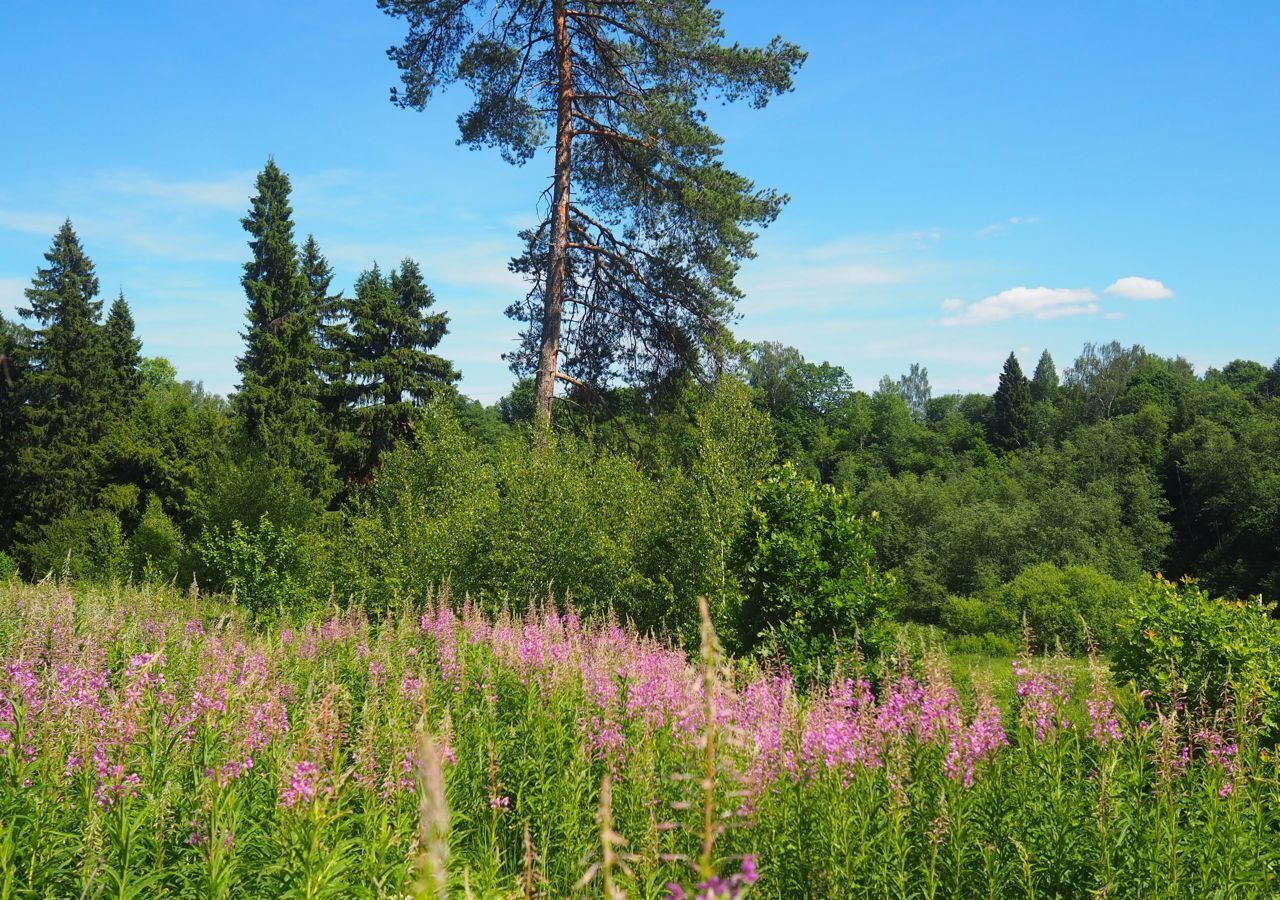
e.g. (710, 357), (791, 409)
(1104, 276), (1174, 301)
(940, 286), (1099, 326)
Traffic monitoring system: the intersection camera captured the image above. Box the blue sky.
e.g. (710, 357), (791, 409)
(1, 1), (1277, 402)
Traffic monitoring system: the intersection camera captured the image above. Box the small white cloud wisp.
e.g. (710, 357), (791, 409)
(1104, 276), (1174, 301)
(941, 286), (1098, 326)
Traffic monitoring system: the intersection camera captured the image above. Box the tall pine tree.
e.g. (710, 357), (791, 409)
(337, 259), (457, 480)
(233, 160), (329, 491)
(14, 221), (115, 538)
(382, 0), (805, 426)
(992, 351), (1033, 451)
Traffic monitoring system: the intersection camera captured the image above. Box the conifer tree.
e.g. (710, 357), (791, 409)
(992, 351), (1033, 451)
(303, 236), (346, 430)
(338, 259), (457, 479)
(233, 160), (329, 490)
(382, 0), (806, 426)
(14, 221), (114, 536)
(103, 292), (144, 411)
(1030, 349), (1059, 403)
(0, 314), (32, 548)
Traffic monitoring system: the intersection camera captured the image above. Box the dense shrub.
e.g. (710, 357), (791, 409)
(735, 462), (897, 681)
(340, 410), (665, 622)
(127, 494), (185, 583)
(197, 514), (314, 618)
(339, 394), (774, 643)
(1113, 575), (1280, 733)
(0, 551), (15, 581)
(992, 563), (1130, 653)
(25, 508), (129, 583)
(941, 563), (1130, 654)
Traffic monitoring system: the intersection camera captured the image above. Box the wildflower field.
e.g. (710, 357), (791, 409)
(0, 580), (1276, 898)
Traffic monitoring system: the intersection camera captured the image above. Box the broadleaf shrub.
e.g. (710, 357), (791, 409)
(989, 563), (1130, 653)
(734, 462), (897, 681)
(1112, 574), (1280, 734)
(198, 514), (313, 618)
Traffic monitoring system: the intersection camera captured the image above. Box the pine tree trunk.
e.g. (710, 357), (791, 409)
(533, 0), (574, 430)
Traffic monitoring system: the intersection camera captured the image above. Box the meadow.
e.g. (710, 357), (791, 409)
(0, 578), (1275, 899)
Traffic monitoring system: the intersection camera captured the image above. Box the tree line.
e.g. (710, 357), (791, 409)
(2, 156), (1277, 666)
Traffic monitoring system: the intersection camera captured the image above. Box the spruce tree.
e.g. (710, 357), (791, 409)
(233, 160), (329, 490)
(103, 292), (144, 412)
(339, 259), (457, 479)
(992, 351), (1033, 451)
(1030, 349), (1059, 403)
(0, 314), (32, 548)
(14, 221), (114, 537)
(303, 236), (346, 431)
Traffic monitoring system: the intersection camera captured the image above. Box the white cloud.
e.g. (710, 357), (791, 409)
(94, 170), (255, 212)
(1104, 311), (1126, 321)
(941, 286), (1099, 326)
(941, 298), (965, 311)
(1104, 276), (1173, 301)
(738, 232), (936, 314)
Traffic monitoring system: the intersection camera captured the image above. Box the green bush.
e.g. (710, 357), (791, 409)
(0, 551), (16, 581)
(1112, 575), (1280, 733)
(198, 514), (313, 618)
(940, 594), (1017, 638)
(340, 409), (666, 622)
(26, 508), (129, 583)
(987, 562), (1130, 653)
(946, 631), (1020, 657)
(734, 462), (897, 681)
(128, 495), (185, 584)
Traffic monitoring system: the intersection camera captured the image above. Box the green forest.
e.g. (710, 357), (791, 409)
(3, 170), (1278, 666)
(3, 0), (1280, 896)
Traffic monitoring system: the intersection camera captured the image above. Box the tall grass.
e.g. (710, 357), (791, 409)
(0, 580), (1276, 897)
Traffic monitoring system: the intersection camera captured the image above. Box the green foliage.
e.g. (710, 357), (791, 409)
(198, 514), (313, 618)
(325, 259), (458, 483)
(233, 160), (331, 493)
(103, 292), (143, 412)
(990, 563), (1130, 653)
(384, 0), (806, 398)
(0, 551), (16, 581)
(341, 407), (664, 622)
(1113, 575), (1280, 733)
(992, 351), (1033, 450)
(26, 508), (129, 583)
(128, 495), (185, 583)
(12, 221), (115, 541)
(735, 462), (896, 680)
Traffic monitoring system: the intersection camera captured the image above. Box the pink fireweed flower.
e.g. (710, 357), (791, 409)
(280, 760), (323, 808)
(1012, 658), (1073, 743)
(1087, 696), (1124, 745)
